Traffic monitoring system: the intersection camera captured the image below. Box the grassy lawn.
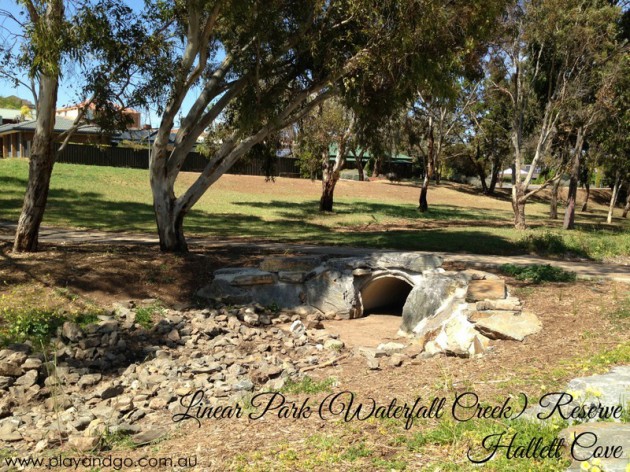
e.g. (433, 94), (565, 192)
(1, 159), (629, 260)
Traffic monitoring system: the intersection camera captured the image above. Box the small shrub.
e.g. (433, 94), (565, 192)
(500, 264), (576, 284)
(265, 302), (280, 313)
(0, 308), (66, 344)
(134, 302), (165, 329)
(75, 312), (100, 326)
(520, 231), (569, 256)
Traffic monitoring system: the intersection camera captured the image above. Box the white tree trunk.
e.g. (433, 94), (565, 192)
(607, 173), (622, 224)
(13, 0), (63, 253)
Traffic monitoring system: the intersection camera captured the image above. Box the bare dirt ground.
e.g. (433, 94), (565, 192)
(1, 240), (628, 470)
(324, 315), (405, 348)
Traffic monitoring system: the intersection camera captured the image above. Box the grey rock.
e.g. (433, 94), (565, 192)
(99, 384), (124, 400)
(561, 422), (630, 472)
(166, 329), (181, 342)
(566, 366), (630, 409)
(339, 253), (442, 273)
(14, 370), (38, 388)
(91, 403), (116, 420)
(0, 422), (22, 442)
(0, 376), (14, 389)
(525, 366), (630, 425)
(223, 269), (275, 286)
(109, 423), (141, 435)
(45, 395), (73, 410)
(22, 358), (42, 370)
(68, 435), (100, 451)
(232, 379), (254, 392)
(466, 279), (506, 302)
(131, 427), (168, 445)
(388, 355), (404, 367)
(434, 313), (478, 357)
(97, 320), (118, 333)
(71, 415), (95, 431)
(473, 311), (542, 341)
(195, 278), (251, 304)
(475, 297), (522, 311)
(61, 321), (83, 342)
(243, 313), (259, 325)
(400, 272), (468, 333)
(77, 374), (102, 388)
(0, 362), (23, 377)
(248, 283), (305, 309)
(357, 347), (389, 359)
(376, 342), (406, 354)
(290, 320), (306, 336)
(305, 269), (355, 317)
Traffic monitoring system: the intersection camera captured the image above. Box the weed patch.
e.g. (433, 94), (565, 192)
(501, 264), (576, 283)
(281, 376), (336, 395)
(134, 302), (165, 329)
(0, 308), (65, 345)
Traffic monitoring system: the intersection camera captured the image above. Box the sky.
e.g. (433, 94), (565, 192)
(0, 0), (199, 127)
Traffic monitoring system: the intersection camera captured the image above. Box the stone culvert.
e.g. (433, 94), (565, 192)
(196, 252), (509, 336)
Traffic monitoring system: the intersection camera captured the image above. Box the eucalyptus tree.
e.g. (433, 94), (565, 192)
(140, 0), (506, 252)
(2, 0), (150, 252)
(465, 60), (513, 195)
(295, 98), (355, 211)
(490, 0), (624, 229)
(404, 82), (478, 211)
(590, 50), (630, 224)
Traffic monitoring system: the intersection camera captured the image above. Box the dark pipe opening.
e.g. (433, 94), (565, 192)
(361, 276), (414, 316)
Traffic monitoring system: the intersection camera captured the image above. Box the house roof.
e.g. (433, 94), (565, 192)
(0, 116), (102, 136)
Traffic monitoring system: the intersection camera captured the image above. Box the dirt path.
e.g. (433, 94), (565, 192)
(1, 221), (628, 283)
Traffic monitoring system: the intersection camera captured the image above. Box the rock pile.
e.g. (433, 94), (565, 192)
(0, 302), (345, 452)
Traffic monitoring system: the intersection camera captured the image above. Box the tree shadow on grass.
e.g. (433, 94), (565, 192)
(324, 229), (526, 255)
(231, 199), (517, 223)
(0, 185), (607, 259)
(0, 175), (29, 187)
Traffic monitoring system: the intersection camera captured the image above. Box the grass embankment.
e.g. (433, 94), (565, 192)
(1, 159), (628, 260)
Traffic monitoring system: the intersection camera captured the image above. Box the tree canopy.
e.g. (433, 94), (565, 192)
(141, 0), (507, 251)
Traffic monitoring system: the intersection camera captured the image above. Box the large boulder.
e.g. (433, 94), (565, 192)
(471, 311), (541, 341)
(466, 279), (506, 302)
(305, 269), (356, 317)
(433, 312), (480, 357)
(400, 271), (468, 333)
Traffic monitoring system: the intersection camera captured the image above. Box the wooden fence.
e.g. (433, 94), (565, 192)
(48, 143), (419, 179)
(56, 144), (303, 177)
